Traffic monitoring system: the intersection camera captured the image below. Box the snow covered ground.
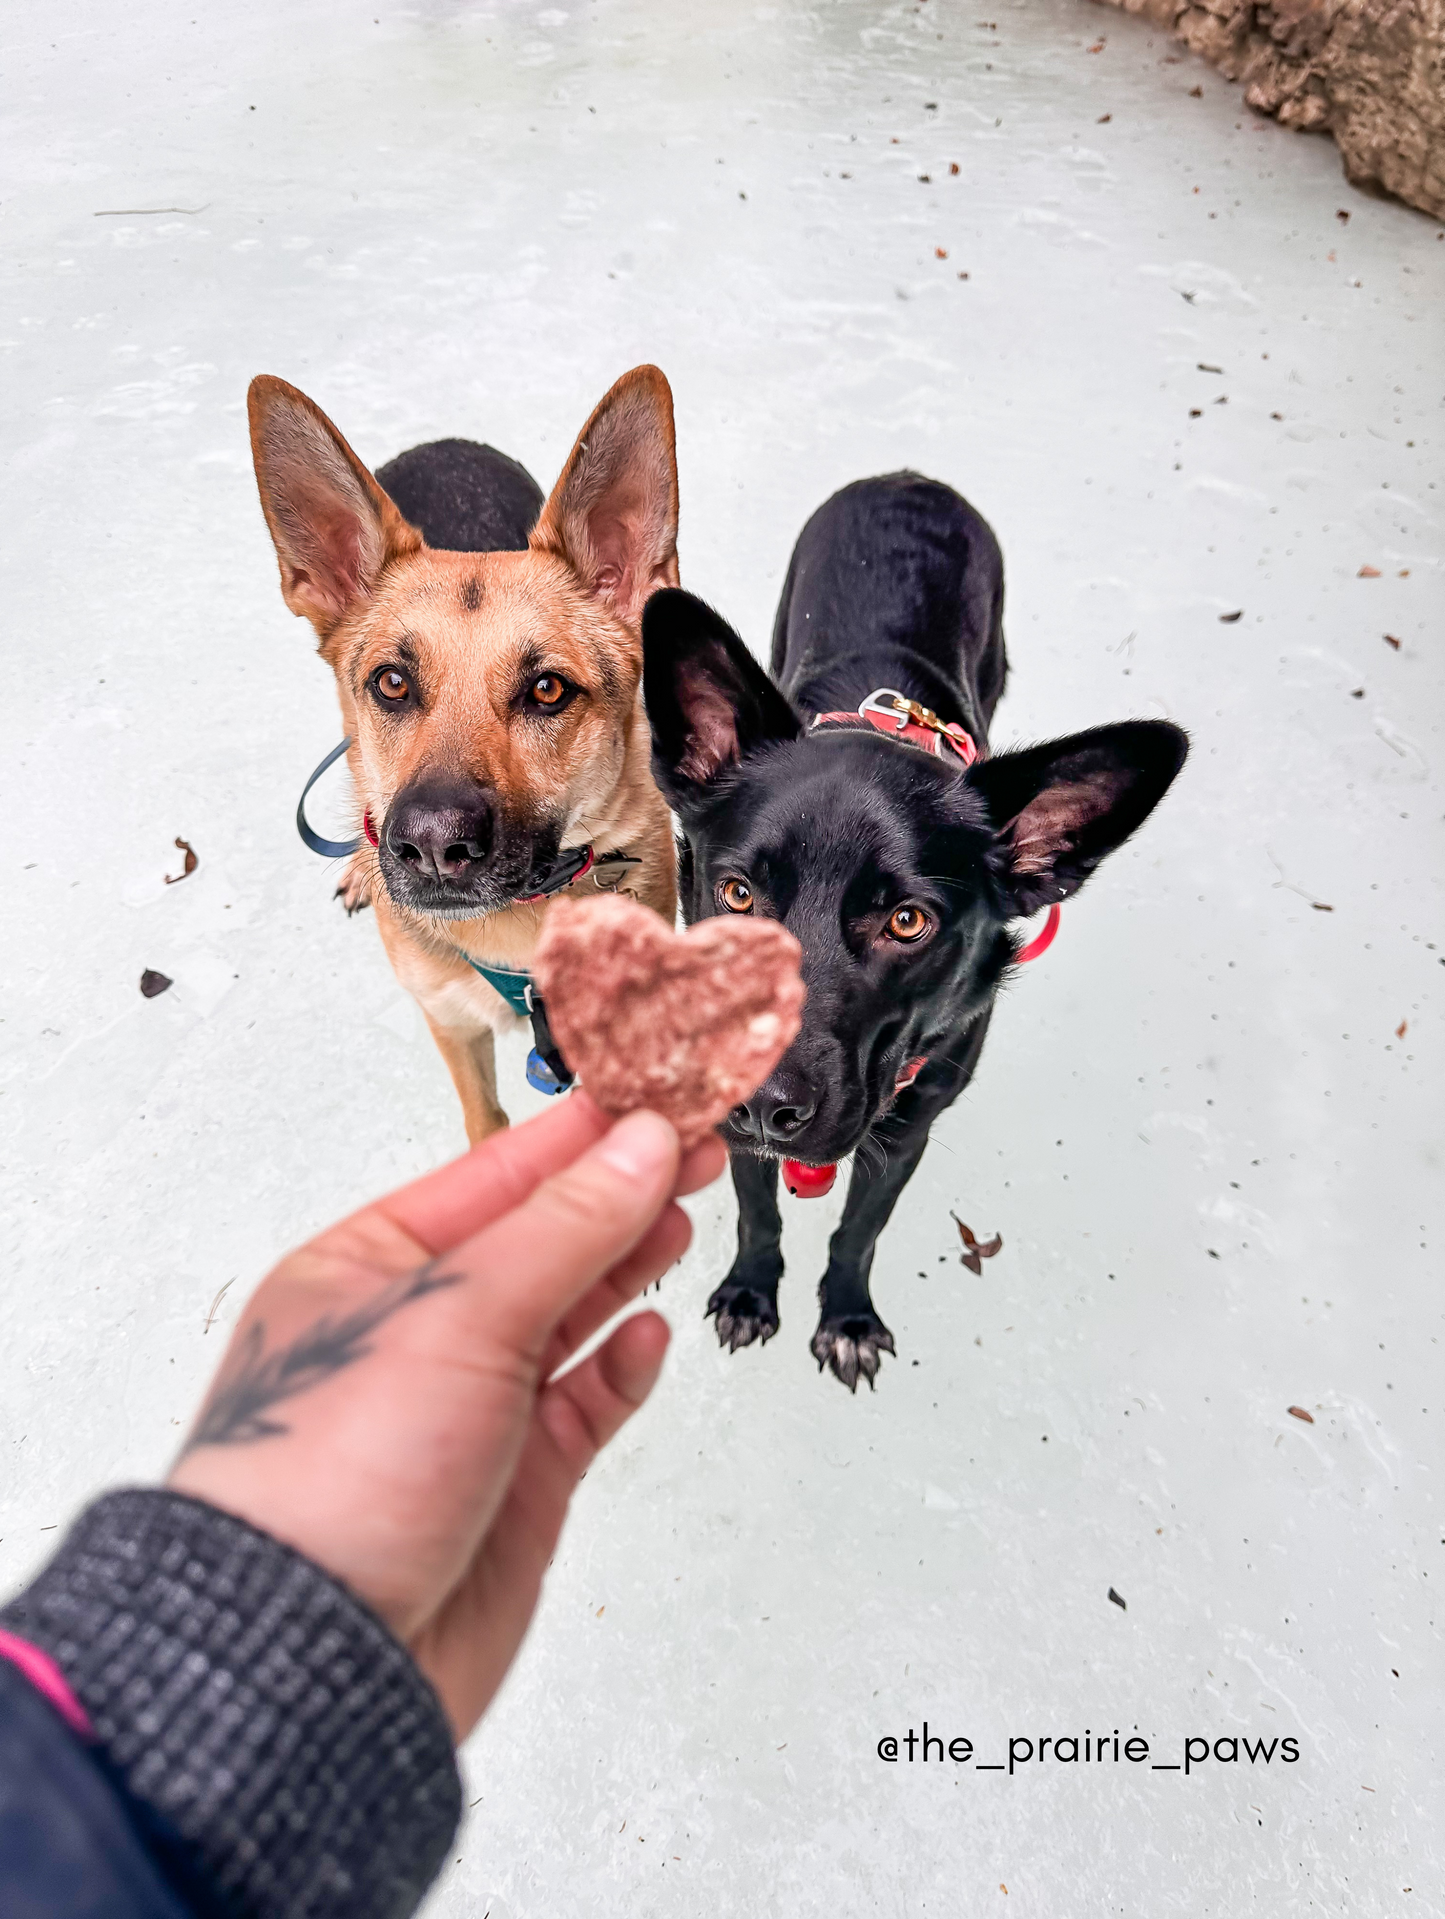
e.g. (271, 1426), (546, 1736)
(3, 1), (1441, 1911)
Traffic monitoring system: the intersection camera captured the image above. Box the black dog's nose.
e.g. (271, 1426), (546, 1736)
(386, 780), (493, 884)
(734, 1071), (818, 1148)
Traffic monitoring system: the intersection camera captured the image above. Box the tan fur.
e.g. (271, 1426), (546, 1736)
(248, 368), (680, 1143)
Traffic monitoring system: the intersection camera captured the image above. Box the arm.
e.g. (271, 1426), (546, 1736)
(2, 1097), (724, 1919)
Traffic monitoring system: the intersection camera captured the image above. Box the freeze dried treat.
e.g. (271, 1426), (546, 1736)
(531, 894), (805, 1149)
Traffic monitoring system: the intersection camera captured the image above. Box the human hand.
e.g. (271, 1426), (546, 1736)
(168, 1095), (726, 1739)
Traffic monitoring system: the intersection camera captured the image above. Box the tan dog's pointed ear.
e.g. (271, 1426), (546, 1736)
(247, 376), (421, 634)
(530, 365), (680, 630)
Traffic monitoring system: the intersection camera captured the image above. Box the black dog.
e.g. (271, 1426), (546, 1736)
(642, 472), (1187, 1390)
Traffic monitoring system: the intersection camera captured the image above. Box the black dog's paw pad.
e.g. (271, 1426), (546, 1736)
(811, 1313), (896, 1392)
(707, 1281), (780, 1353)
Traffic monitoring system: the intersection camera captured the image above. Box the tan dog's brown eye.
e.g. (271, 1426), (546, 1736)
(719, 878), (754, 914)
(375, 668), (410, 703)
(531, 674), (567, 707)
(887, 904), (930, 942)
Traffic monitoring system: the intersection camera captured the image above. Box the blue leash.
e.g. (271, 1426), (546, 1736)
(296, 736), (364, 859)
(296, 737), (573, 1095)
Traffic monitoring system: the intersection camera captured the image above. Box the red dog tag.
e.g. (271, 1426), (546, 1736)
(782, 1159), (837, 1198)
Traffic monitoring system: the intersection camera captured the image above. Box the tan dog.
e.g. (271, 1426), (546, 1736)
(248, 367), (680, 1142)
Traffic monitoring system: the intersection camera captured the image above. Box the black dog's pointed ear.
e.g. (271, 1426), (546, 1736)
(642, 588), (802, 809)
(967, 720), (1188, 918)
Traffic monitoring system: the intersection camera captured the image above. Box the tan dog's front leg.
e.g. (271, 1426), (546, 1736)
(424, 1018), (508, 1144)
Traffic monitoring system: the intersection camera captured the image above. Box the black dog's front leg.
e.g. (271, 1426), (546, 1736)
(813, 1014), (992, 1391)
(708, 1153), (784, 1352)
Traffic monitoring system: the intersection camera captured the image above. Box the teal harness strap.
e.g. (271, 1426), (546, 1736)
(453, 950), (571, 1095)
(459, 955), (534, 1020)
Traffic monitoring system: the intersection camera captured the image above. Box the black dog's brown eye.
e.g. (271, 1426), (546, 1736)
(375, 669), (410, 702)
(719, 878), (754, 914)
(887, 904), (930, 942)
(531, 674), (567, 707)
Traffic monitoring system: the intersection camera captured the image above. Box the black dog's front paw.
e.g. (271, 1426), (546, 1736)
(811, 1311), (896, 1392)
(707, 1277), (780, 1352)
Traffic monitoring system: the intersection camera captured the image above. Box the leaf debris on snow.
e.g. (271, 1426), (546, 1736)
(140, 970), (173, 998)
(951, 1212), (1003, 1274)
(1288, 1405), (1314, 1423)
(164, 837), (198, 885)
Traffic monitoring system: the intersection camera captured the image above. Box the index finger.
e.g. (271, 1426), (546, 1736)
(324, 1097), (727, 1267)
(371, 1094), (611, 1256)
(431, 1109), (683, 1365)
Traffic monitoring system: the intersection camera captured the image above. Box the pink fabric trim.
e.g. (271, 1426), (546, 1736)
(0, 1626), (94, 1740)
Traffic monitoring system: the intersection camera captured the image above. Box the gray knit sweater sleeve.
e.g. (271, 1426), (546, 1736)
(1, 1488), (462, 1919)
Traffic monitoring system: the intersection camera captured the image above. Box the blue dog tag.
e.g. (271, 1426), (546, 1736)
(526, 1047), (568, 1096)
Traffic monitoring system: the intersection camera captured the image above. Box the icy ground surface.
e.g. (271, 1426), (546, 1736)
(3, 1), (1442, 1911)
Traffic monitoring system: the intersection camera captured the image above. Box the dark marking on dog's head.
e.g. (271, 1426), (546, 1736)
(644, 588), (1188, 1162)
(248, 368), (682, 924)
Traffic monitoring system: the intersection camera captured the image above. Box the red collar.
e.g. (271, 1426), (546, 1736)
(811, 687), (979, 767)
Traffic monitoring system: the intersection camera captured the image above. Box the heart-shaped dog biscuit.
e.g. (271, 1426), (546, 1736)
(531, 894), (805, 1148)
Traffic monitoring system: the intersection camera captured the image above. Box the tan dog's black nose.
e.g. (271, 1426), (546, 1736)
(386, 780), (494, 884)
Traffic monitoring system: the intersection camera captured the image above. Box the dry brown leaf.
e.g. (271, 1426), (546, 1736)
(1395, 1019), (1407, 1039)
(952, 1212), (1002, 1270)
(1358, 564), (1381, 578)
(1287, 1405), (1314, 1423)
(164, 837), (198, 885)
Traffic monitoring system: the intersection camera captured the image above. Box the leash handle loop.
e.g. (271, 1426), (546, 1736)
(297, 737), (363, 859)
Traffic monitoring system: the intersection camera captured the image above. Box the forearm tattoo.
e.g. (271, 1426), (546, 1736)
(180, 1261), (462, 1454)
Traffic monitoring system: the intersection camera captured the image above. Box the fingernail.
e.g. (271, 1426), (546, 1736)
(596, 1109), (677, 1180)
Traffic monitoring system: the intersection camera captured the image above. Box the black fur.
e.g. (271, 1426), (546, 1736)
(643, 472), (1188, 1391)
(376, 438), (543, 552)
